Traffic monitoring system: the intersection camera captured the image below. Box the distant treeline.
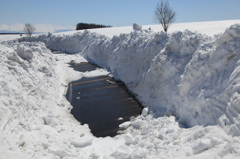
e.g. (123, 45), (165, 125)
(76, 23), (112, 30)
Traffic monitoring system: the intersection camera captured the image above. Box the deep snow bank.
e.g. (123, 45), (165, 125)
(0, 42), (125, 158)
(135, 25), (240, 136)
(52, 25), (240, 135)
(20, 24), (240, 136)
(2, 24), (240, 158)
(0, 41), (75, 158)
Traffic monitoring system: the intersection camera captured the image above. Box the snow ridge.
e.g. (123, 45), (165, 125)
(1, 23), (240, 158)
(0, 42), (98, 158)
(33, 25), (240, 135)
(37, 24), (240, 136)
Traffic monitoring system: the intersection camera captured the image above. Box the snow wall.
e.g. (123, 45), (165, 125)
(21, 24), (240, 136)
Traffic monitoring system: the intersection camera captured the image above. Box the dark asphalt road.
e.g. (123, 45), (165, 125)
(65, 62), (143, 137)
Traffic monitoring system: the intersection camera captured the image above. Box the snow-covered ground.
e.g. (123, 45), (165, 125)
(54, 19), (240, 37)
(0, 42), (125, 159)
(1, 20), (240, 158)
(0, 34), (41, 43)
(0, 34), (23, 42)
(1, 20), (239, 42)
(0, 23), (74, 34)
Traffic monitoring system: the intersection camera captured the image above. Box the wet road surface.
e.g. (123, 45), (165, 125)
(65, 62), (143, 137)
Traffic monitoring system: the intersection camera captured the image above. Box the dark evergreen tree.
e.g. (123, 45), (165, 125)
(76, 23), (112, 30)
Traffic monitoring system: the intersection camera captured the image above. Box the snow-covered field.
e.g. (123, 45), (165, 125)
(1, 20), (240, 159)
(54, 19), (240, 37)
(0, 34), (23, 42)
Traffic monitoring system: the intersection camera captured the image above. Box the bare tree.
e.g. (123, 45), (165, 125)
(24, 23), (36, 36)
(154, 0), (176, 32)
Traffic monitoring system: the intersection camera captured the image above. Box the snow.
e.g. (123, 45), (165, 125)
(0, 23), (74, 33)
(0, 42), (125, 158)
(132, 23), (142, 32)
(1, 20), (240, 158)
(54, 19), (240, 37)
(16, 44), (34, 60)
(0, 35), (23, 42)
(119, 122), (131, 130)
(42, 22), (240, 135)
(141, 108), (149, 117)
(70, 135), (93, 148)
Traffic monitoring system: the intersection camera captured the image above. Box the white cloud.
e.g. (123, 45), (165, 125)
(0, 23), (75, 33)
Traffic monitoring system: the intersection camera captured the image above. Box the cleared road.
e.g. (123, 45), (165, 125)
(65, 62), (143, 137)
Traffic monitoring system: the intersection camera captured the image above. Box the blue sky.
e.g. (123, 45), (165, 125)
(0, 0), (240, 27)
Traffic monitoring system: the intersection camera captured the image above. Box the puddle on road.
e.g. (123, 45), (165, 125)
(65, 62), (143, 137)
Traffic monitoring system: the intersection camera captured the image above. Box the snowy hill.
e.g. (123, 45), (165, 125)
(1, 20), (240, 158)
(55, 19), (240, 37)
(1, 20), (240, 42)
(45, 21), (240, 135)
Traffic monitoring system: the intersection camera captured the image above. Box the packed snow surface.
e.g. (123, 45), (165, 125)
(1, 20), (240, 158)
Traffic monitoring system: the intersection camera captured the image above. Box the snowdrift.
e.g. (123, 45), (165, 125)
(25, 24), (240, 136)
(0, 42), (103, 158)
(1, 22), (240, 158)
